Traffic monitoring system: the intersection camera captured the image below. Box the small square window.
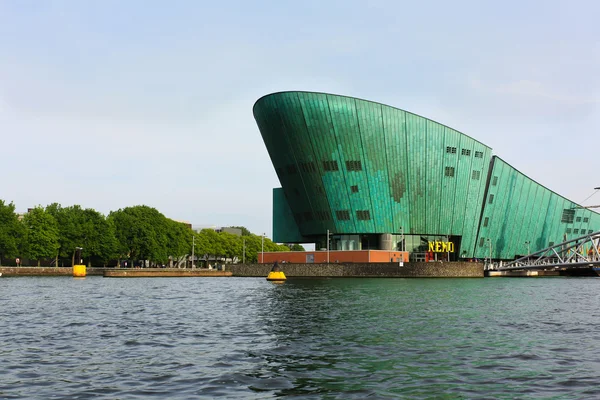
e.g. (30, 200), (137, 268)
(576, 217), (581, 222)
(351, 185), (359, 193)
(584, 217), (589, 223)
(492, 176), (498, 186)
(472, 170), (480, 180)
(461, 148), (471, 156)
(356, 210), (371, 220)
(335, 210), (350, 220)
(488, 194), (494, 204)
(444, 166), (455, 177)
(323, 160), (339, 171)
(574, 229), (579, 234)
(483, 217), (489, 227)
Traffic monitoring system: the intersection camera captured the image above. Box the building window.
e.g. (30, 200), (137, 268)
(492, 176), (498, 186)
(336, 210), (351, 220)
(589, 230), (594, 234)
(574, 229), (579, 234)
(286, 164), (297, 174)
(316, 211), (331, 221)
(472, 170), (481, 180)
(356, 210), (371, 220)
(346, 160), (362, 171)
(351, 185), (359, 193)
(488, 194), (494, 204)
(584, 217), (589, 223)
(323, 160), (339, 171)
(475, 151), (483, 158)
(444, 166), (455, 177)
(300, 162), (316, 173)
(576, 217), (582, 222)
(549, 242), (554, 247)
(479, 238), (485, 247)
(446, 146), (457, 154)
(566, 228), (572, 234)
(561, 209), (575, 223)
(461, 148), (471, 156)
(483, 217), (489, 227)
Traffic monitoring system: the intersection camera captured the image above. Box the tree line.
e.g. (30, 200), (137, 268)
(0, 200), (304, 267)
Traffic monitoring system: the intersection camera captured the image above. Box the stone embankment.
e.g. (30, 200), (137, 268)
(0, 267), (105, 276)
(0, 262), (483, 278)
(229, 261), (484, 278)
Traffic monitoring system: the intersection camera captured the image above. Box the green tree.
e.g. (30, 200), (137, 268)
(109, 205), (180, 265)
(46, 204), (118, 266)
(288, 244), (305, 251)
(22, 206), (60, 266)
(0, 200), (25, 265)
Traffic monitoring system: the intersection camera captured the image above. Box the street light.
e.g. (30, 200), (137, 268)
(326, 230), (332, 264)
(243, 237), (246, 264)
(486, 238), (492, 265)
(261, 233), (265, 264)
(191, 235), (195, 268)
(525, 240), (530, 256)
(400, 226), (404, 252)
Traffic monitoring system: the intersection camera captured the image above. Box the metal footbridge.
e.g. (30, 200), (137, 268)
(495, 231), (600, 272)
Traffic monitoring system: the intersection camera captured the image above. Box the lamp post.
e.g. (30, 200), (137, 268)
(191, 235), (195, 268)
(326, 229), (330, 264)
(400, 226), (404, 252)
(486, 239), (492, 266)
(525, 240), (530, 256)
(261, 233), (265, 264)
(243, 237), (245, 264)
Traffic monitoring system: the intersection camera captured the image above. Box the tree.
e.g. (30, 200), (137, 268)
(109, 205), (184, 265)
(22, 206), (60, 266)
(0, 200), (25, 265)
(288, 244), (306, 251)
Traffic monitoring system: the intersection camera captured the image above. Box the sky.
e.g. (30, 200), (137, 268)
(1, 0), (599, 239)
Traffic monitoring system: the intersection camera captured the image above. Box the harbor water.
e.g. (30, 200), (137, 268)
(2, 276), (600, 399)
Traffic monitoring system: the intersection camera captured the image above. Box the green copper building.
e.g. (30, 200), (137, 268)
(254, 91), (600, 261)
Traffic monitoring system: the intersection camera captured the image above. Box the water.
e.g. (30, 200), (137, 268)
(2, 276), (600, 399)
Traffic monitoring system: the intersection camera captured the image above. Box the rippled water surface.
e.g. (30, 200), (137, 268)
(2, 276), (600, 399)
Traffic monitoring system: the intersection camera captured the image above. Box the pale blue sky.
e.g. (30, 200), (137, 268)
(1, 0), (599, 238)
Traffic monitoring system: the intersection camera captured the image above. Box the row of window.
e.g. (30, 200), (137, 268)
(295, 210), (373, 222)
(444, 167), (482, 180)
(483, 216), (593, 234)
(337, 210), (372, 220)
(282, 154), (488, 176)
(445, 147), (484, 158)
(566, 228), (594, 235)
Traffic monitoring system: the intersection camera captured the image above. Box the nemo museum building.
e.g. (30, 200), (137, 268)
(254, 91), (600, 262)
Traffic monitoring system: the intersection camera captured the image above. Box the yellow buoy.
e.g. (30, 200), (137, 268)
(73, 264), (86, 277)
(266, 270), (286, 282)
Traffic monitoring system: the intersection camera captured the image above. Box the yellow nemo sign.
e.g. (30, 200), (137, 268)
(428, 241), (455, 253)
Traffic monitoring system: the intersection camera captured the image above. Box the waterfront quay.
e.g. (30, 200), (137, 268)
(1, 262), (483, 278)
(3, 263), (597, 278)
